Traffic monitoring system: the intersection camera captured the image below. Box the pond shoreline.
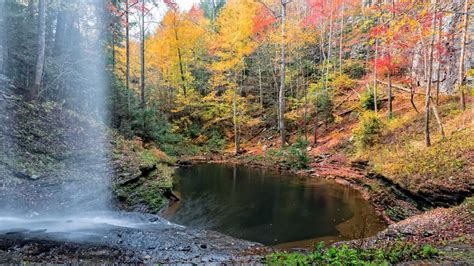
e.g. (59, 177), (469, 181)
(176, 154), (473, 264)
(180, 150), (468, 224)
(165, 163), (386, 249)
(179, 154), (394, 224)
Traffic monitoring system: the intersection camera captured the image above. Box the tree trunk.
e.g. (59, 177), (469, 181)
(424, 0), (438, 147)
(139, 0), (145, 107)
(388, 71), (392, 119)
(125, 0), (131, 109)
(174, 24), (187, 97)
(339, 2), (345, 74)
(30, 0), (46, 102)
(278, 0), (287, 148)
(435, 12), (443, 105)
(430, 98), (445, 139)
(303, 84), (308, 141)
(320, 20), (327, 88)
(410, 86), (419, 113)
(211, 0), (217, 31)
(233, 84), (240, 154)
(53, 0), (67, 56)
(259, 64), (263, 108)
(303, 71), (308, 141)
(457, 0), (470, 110)
(373, 38), (378, 113)
(326, 1), (333, 82)
(313, 93), (318, 146)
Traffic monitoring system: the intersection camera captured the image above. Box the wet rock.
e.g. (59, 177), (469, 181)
(0, 212), (267, 264)
(115, 173), (140, 186)
(177, 159), (192, 166)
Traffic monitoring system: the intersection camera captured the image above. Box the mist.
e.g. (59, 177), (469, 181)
(0, 0), (112, 219)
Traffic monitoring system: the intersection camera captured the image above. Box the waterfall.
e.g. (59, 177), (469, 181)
(0, 0), (112, 219)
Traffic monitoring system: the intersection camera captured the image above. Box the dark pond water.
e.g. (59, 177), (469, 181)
(165, 163), (386, 247)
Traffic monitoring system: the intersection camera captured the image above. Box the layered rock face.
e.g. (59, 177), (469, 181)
(405, 0), (472, 93)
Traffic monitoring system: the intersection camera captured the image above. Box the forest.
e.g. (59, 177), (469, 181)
(0, 0), (473, 264)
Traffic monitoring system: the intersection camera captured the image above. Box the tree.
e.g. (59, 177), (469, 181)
(372, 53), (405, 119)
(424, 0), (438, 147)
(457, 0), (470, 111)
(146, 5), (209, 100)
(161, 0), (201, 97)
(126, 0), (131, 108)
(30, 0), (46, 101)
(139, 0), (146, 107)
(211, 0), (257, 154)
(200, 0), (226, 30)
(278, 0), (290, 148)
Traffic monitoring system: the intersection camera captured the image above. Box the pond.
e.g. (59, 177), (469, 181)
(163, 163), (386, 248)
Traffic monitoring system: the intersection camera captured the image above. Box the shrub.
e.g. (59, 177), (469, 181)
(315, 91), (335, 128)
(266, 242), (440, 265)
(285, 138), (310, 170)
(353, 111), (385, 150)
(266, 138), (310, 170)
(342, 60), (367, 79)
(360, 89), (382, 111)
(331, 74), (357, 91)
(206, 130), (227, 152)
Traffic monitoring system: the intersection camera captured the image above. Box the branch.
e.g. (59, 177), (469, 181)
(255, 0), (280, 18)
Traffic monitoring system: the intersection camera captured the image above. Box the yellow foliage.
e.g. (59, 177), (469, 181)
(210, 0), (257, 85)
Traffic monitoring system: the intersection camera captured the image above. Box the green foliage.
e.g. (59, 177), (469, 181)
(420, 245), (439, 259)
(205, 130), (227, 152)
(199, 0), (226, 21)
(266, 242), (440, 265)
(111, 85), (199, 156)
(353, 111), (385, 150)
(309, 83), (335, 125)
(315, 91), (335, 127)
(360, 89), (382, 111)
(343, 60), (367, 79)
(266, 138), (310, 170)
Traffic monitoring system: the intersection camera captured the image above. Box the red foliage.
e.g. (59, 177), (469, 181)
(163, 0), (178, 11)
(252, 5), (277, 39)
(373, 52), (407, 77)
(189, 5), (204, 19)
(304, 0), (357, 27)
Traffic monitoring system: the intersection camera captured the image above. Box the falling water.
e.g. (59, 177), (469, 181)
(0, 0), (117, 228)
(0, 0), (3, 77)
(55, 0), (112, 215)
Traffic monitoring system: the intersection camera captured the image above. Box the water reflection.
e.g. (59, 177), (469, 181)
(166, 163), (386, 247)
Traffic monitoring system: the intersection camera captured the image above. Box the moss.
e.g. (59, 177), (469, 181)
(386, 207), (408, 222)
(136, 179), (169, 212)
(140, 150), (160, 168)
(126, 164), (173, 213)
(112, 136), (175, 213)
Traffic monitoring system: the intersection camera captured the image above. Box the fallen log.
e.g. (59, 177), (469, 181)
(376, 79), (425, 95)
